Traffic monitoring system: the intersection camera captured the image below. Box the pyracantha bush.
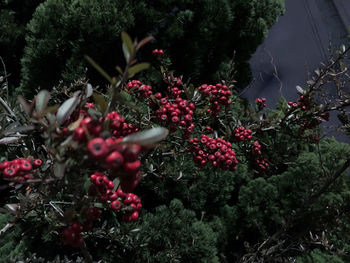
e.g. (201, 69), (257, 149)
(1, 33), (350, 263)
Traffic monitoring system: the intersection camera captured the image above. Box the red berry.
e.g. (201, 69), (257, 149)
(73, 127), (85, 142)
(87, 138), (108, 159)
(20, 161), (32, 172)
(0, 161), (10, 170)
(87, 207), (102, 221)
(111, 200), (122, 211)
(71, 221), (83, 233)
(130, 211), (139, 221)
(123, 160), (141, 175)
(105, 151), (124, 169)
(3, 167), (18, 178)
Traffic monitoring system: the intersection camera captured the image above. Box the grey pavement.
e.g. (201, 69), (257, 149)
(246, 0), (350, 142)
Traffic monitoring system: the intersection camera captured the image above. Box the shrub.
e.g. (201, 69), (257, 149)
(17, 0), (284, 96)
(1, 33), (350, 262)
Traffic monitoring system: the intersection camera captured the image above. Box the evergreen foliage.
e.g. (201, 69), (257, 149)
(17, 0), (284, 96)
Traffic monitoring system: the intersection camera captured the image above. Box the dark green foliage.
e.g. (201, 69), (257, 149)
(17, 0), (284, 96)
(296, 249), (345, 263)
(0, 0), (44, 85)
(0, 213), (27, 261)
(132, 199), (220, 263)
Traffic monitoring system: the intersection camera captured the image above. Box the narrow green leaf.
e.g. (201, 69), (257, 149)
(121, 32), (133, 61)
(84, 55), (113, 83)
(35, 90), (51, 113)
(128, 63), (150, 78)
(93, 93), (108, 115)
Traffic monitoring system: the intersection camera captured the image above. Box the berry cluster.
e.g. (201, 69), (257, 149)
(197, 83), (232, 115)
(0, 158), (42, 182)
(255, 158), (269, 175)
(205, 126), (214, 134)
(72, 112), (138, 143)
(234, 126), (253, 142)
(252, 141), (262, 156)
(106, 111), (139, 138)
(308, 134), (320, 142)
(152, 49), (164, 57)
(60, 221), (85, 248)
(155, 96), (195, 138)
(255, 98), (266, 109)
(126, 80), (153, 99)
(299, 117), (322, 132)
(87, 138), (142, 192)
(188, 135), (238, 170)
(251, 141), (268, 175)
(288, 95), (311, 111)
(116, 191), (142, 223)
(89, 173), (141, 222)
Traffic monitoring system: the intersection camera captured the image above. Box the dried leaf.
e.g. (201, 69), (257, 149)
(136, 36), (154, 51)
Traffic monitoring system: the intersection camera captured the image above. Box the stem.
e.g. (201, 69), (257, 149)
(108, 52), (134, 113)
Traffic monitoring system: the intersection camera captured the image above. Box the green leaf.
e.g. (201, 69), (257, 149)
(121, 31), (133, 62)
(56, 96), (79, 125)
(122, 127), (169, 147)
(35, 90), (51, 113)
(128, 63), (150, 78)
(92, 93), (108, 115)
(84, 55), (113, 83)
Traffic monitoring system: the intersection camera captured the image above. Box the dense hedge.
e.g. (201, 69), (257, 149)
(15, 0), (284, 96)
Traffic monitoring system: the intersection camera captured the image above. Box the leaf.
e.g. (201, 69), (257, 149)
(35, 90), (51, 113)
(37, 104), (60, 118)
(54, 162), (66, 178)
(85, 84), (93, 98)
(0, 223), (14, 235)
(56, 97), (79, 125)
(296, 85), (305, 94)
(0, 137), (20, 144)
(18, 95), (31, 115)
(136, 36), (154, 51)
(122, 127), (169, 147)
(3, 125), (34, 135)
(115, 66), (123, 75)
(121, 31), (133, 62)
(84, 55), (113, 83)
(92, 93), (108, 115)
(5, 204), (19, 215)
(128, 63), (150, 78)
(122, 44), (130, 63)
(67, 114), (84, 131)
